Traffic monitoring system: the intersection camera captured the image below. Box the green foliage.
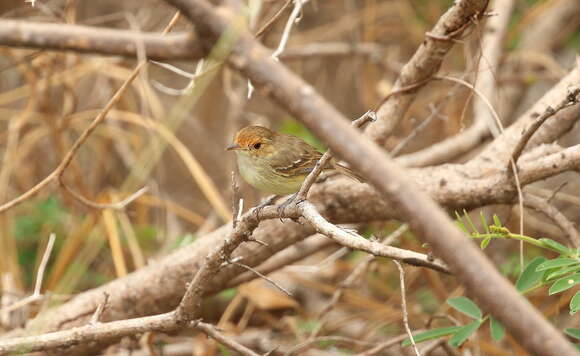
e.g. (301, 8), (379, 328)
(134, 224), (158, 250)
(14, 197), (67, 241)
(516, 256), (547, 292)
(549, 273), (580, 295)
(13, 197), (68, 286)
(297, 318), (320, 333)
(454, 211), (580, 301)
(403, 212), (580, 350)
(448, 320), (482, 348)
(490, 316), (505, 342)
(279, 118), (325, 151)
(566, 31), (580, 51)
(402, 326), (461, 347)
(417, 288), (439, 314)
(447, 296), (482, 320)
(565, 328), (580, 340)
(219, 344), (232, 356)
(403, 296), (485, 348)
(536, 258), (579, 271)
(546, 265), (580, 281)
(173, 233), (196, 249)
(571, 291), (580, 315)
(218, 288), (238, 300)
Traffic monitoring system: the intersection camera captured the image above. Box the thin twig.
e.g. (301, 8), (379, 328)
(90, 293), (110, 325)
(0, 233), (57, 314)
(232, 171), (242, 229)
(295, 110), (376, 201)
(285, 336), (377, 356)
(249, 0), (309, 98)
(393, 261), (421, 356)
(271, 0), (307, 59)
(509, 85), (580, 168)
(230, 261), (293, 297)
(523, 193), (580, 248)
(433, 75), (503, 134)
(34, 233), (56, 296)
(354, 333), (414, 356)
(195, 321), (261, 356)
(254, 0), (293, 37)
(308, 224), (409, 339)
(298, 202), (450, 273)
(61, 185), (148, 210)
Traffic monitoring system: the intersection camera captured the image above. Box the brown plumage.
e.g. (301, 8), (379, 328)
(227, 126), (361, 195)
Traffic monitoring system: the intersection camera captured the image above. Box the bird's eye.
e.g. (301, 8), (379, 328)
(253, 142), (262, 150)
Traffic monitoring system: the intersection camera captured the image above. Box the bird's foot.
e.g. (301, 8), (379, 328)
(253, 195), (278, 221)
(277, 193), (305, 222)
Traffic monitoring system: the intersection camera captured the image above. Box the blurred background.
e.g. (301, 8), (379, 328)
(0, 0), (579, 354)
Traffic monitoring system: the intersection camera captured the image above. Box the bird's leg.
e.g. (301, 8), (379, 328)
(277, 193), (299, 222)
(253, 194), (278, 221)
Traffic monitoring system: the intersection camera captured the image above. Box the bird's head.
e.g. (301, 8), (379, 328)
(227, 126), (277, 158)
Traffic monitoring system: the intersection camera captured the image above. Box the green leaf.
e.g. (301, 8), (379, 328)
(493, 214), (502, 227)
(463, 209), (478, 234)
(571, 291), (580, 315)
(480, 211), (490, 234)
(448, 320), (482, 348)
(549, 273), (580, 295)
(516, 257), (547, 292)
(490, 316), (505, 342)
(454, 212), (469, 234)
(402, 326), (462, 347)
(565, 328), (580, 340)
(546, 265), (580, 281)
(447, 296), (482, 320)
(536, 258), (578, 271)
(539, 238), (573, 255)
(480, 237), (491, 249)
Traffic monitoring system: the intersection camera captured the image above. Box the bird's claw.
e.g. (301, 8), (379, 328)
(277, 193), (300, 222)
(253, 195), (278, 221)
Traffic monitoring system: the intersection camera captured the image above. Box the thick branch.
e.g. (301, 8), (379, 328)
(472, 0), (515, 136)
(8, 143), (578, 354)
(0, 20), (203, 61)
(364, 0), (490, 144)
(396, 62), (580, 167)
(0, 312), (177, 354)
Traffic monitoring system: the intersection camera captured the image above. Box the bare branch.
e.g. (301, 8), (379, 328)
(510, 85), (580, 168)
(393, 261), (420, 356)
(0, 312), (178, 354)
(195, 322), (261, 356)
(295, 110), (375, 201)
(298, 202), (449, 273)
(472, 0), (516, 136)
(523, 193), (580, 249)
(0, 20), (202, 61)
(364, 0), (490, 143)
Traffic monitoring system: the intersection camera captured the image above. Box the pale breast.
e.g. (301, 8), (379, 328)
(236, 153), (305, 195)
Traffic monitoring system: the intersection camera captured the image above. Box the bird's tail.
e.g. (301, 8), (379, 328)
(331, 161), (364, 183)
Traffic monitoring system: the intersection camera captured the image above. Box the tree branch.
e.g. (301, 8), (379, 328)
(0, 20), (203, 61)
(364, 0), (490, 144)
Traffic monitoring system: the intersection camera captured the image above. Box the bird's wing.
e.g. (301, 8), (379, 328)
(271, 136), (323, 177)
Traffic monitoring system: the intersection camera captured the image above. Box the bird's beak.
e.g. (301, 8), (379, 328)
(226, 143), (242, 151)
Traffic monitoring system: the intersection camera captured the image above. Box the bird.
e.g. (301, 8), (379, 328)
(226, 125), (361, 196)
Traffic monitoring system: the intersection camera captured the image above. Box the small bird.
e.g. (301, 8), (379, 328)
(227, 126), (361, 196)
